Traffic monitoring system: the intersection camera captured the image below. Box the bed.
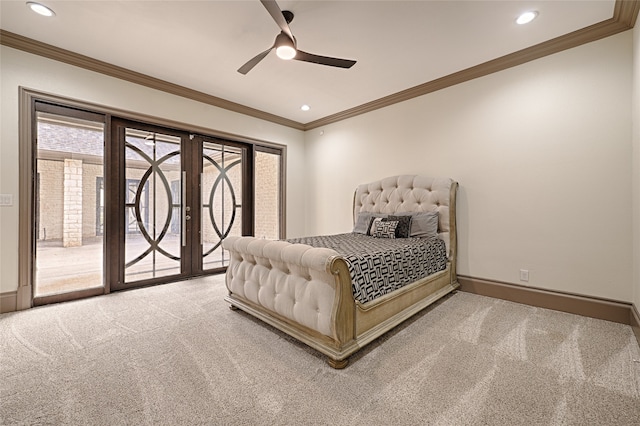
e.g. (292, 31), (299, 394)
(223, 174), (458, 368)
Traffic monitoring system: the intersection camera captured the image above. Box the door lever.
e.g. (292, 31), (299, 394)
(182, 171), (187, 247)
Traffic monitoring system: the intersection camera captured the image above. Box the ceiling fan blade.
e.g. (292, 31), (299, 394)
(237, 46), (274, 75)
(260, 0), (294, 40)
(294, 50), (356, 69)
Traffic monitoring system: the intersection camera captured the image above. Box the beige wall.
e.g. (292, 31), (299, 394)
(0, 45), (306, 294)
(304, 32), (634, 302)
(633, 23), (640, 310)
(1, 30), (636, 305)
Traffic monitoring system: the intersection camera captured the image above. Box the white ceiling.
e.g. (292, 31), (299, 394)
(0, 0), (616, 124)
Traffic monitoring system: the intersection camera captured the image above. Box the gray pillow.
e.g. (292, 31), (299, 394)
(409, 211), (439, 238)
(353, 212), (384, 234)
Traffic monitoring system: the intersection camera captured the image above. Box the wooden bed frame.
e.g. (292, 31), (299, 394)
(223, 175), (458, 368)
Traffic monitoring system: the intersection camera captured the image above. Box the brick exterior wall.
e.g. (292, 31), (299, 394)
(37, 159), (64, 241)
(82, 164), (103, 239)
(63, 159), (83, 247)
(255, 151), (280, 239)
(37, 159), (104, 243)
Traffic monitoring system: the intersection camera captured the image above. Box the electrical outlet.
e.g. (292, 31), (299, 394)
(519, 269), (529, 282)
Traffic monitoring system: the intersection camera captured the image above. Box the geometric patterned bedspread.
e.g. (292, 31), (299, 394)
(286, 233), (448, 304)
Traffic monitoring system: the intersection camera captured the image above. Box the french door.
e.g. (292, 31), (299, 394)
(110, 119), (253, 291)
(29, 96), (282, 307)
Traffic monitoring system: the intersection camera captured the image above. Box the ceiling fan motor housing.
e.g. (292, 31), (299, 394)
(282, 10), (294, 24)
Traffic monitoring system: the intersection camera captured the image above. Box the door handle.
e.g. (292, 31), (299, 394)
(182, 171), (187, 247)
(200, 173), (203, 245)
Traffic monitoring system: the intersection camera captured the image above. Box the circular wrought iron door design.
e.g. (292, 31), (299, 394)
(202, 145), (243, 269)
(124, 133), (182, 281)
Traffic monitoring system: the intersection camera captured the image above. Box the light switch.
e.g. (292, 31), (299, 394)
(0, 194), (14, 206)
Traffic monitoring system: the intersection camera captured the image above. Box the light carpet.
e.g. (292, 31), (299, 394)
(1, 275), (639, 425)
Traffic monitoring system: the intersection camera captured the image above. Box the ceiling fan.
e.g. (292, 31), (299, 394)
(238, 0), (357, 75)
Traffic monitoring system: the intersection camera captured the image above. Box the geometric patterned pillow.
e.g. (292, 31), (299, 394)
(367, 217), (384, 236)
(372, 220), (398, 238)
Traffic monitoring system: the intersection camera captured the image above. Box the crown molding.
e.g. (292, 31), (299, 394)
(1, 0), (638, 132)
(615, 0), (640, 26)
(0, 29), (305, 131)
(304, 0), (640, 130)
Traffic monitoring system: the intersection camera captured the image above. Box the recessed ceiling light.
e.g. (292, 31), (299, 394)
(27, 2), (55, 17)
(301, 104), (310, 111)
(516, 11), (538, 25)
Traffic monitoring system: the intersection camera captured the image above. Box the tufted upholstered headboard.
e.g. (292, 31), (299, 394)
(353, 175), (458, 259)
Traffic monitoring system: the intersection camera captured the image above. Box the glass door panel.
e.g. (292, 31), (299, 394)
(124, 129), (183, 283)
(30, 105), (283, 306)
(201, 142), (243, 271)
(34, 111), (105, 297)
(255, 149), (281, 240)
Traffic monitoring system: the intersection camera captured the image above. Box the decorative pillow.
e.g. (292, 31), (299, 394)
(383, 215), (412, 238)
(353, 212), (374, 234)
(409, 211), (439, 238)
(372, 220), (398, 238)
(354, 212), (384, 234)
(367, 216), (385, 235)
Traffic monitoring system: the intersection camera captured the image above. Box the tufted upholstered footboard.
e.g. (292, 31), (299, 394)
(224, 237), (351, 340)
(223, 174), (458, 368)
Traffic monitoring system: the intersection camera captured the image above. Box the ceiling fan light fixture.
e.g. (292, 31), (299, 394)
(516, 11), (538, 25)
(237, 1), (356, 74)
(27, 2), (55, 17)
(276, 45), (296, 60)
(275, 32), (296, 60)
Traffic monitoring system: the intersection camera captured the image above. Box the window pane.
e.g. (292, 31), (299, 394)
(35, 112), (104, 296)
(255, 150), (281, 240)
(202, 142), (243, 270)
(124, 130), (182, 282)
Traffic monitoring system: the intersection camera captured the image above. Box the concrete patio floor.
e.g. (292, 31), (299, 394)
(35, 235), (228, 297)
